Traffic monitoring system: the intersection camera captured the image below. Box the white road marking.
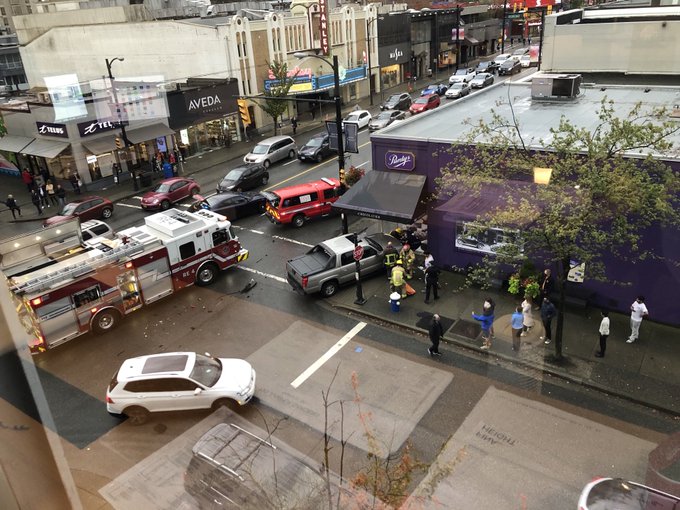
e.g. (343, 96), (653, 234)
(283, 159), (297, 166)
(356, 161), (369, 168)
(236, 265), (287, 283)
(290, 322), (367, 389)
(272, 235), (313, 247)
(116, 203), (143, 210)
(132, 196), (143, 200)
(249, 229), (265, 234)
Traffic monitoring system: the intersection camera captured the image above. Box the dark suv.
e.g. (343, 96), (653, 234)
(475, 60), (499, 74)
(297, 133), (335, 163)
(498, 58), (522, 76)
(380, 92), (412, 111)
(216, 163), (268, 192)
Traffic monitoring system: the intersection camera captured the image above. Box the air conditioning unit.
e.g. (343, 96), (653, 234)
(531, 74), (582, 101)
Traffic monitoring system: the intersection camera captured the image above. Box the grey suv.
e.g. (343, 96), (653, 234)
(243, 135), (297, 168)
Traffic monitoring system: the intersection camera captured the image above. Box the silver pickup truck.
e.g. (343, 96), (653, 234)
(286, 232), (402, 297)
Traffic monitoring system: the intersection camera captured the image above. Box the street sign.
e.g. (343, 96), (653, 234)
(353, 245), (364, 261)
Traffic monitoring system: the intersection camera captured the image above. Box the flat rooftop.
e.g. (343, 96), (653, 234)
(372, 76), (680, 158)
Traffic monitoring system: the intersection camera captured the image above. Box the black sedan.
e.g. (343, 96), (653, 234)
(216, 163), (268, 193)
(498, 58), (522, 76)
(298, 133), (335, 163)
(189, 192), (266, 220)
(475, 60), (499, 75)
(380, 92), (412, 111)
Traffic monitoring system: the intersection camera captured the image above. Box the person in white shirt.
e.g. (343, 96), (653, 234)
(595, 310), (610, 357)
(627, 295), (649, 343)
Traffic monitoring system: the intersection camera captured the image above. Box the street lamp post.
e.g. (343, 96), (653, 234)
(501, 0), (508, 54)
(105, 57), (138, 191)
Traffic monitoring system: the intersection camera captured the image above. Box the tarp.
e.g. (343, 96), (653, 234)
(0, 135), (34, 153)
(20, 138), (70, 159)
(126, 123), (174, 144)
(81, 135), (119, 155)
(332, 170), (427, 223)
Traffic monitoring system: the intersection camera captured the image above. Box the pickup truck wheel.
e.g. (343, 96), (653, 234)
(196, 262), (218, 286)
(124, 406), (149, 425)
(92, 308), (121, 333)
(321, 280), (339, 297)
(292, 214), (305, 228)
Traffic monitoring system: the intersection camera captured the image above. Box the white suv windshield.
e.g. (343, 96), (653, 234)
(190, 354), (222, 387)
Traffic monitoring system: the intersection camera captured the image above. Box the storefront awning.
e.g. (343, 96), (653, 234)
(81, 135), (118, 155)
(332, 171), (427, 223)
(464, 36), (481, 45)
(0, 135), (34, 153)
(126, 123), (175, 144)
(20, 138), (70, 159)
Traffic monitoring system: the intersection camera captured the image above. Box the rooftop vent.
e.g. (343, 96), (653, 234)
(531, 74), (582, 101)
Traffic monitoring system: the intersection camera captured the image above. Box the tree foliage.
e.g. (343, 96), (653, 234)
(436, 98), (680, 360)
(257, 60), (298, 135)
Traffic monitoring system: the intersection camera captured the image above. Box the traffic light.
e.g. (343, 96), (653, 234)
(115, 137), (123, 149)
(547, 5), (553, 14)
(237, 99), (251, 126)
(339, 167), (345, 184)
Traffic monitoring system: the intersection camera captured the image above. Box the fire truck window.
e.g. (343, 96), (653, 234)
(179, 242), (196, 260)
(212, 229), (229, 246)
(72, 286), (102, 308)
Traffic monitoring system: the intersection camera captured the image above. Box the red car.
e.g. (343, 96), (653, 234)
(409, 94), (440, 115)
(43, 196), (114, 226)
(140, 177), (200, 210)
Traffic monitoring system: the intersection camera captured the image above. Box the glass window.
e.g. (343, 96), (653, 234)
(72, 286), (102, 308)
(179, 242), (196, 259)
(362, 247), (377, 259)
(340, 251), (355, 266)
(323, 188), (338, 200)
(212, 229), (229, 246)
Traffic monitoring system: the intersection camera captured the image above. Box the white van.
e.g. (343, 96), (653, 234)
(243, 135), (297, 168)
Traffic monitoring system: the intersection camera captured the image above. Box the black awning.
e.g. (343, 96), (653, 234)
(464, 36), (480, 46)
(332, 170), (427, 223)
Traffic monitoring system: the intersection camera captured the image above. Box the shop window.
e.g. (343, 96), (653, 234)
(179, 241), (196, 260)
(72, 285), (102, 308)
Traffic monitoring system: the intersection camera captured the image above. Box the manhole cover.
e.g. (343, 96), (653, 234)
(449, 319), (481, 340)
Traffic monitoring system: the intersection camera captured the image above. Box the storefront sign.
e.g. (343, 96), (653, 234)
(36, 121), (68, 138)
(180, 129), (189, 146)
(378, 42), (410, 66)
(167, 81), (239, 130)
(156, 136), (167, 152)
(267, 66), (312, 80)
(77, 120), (118, 137)
(318, 0), (329, 55)
(385, 151), (415, 171)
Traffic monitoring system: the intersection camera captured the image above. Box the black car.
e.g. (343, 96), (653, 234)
(189, 192), (266, 220)
(216, 163), (268, 192)
(297, 133), (335, 163)
(498, 58), (522, 76)
(380, 92), (412, 111)
(475, 60), (499, 75)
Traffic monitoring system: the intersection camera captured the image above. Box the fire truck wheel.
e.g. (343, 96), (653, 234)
(211, 398), (237, 411)
(161, 200), (171, 210)
(196, 263), (218, 286)
(92, 309), (121, 333)
(292, 214), (305, 228)
(124, 406), (149, 425)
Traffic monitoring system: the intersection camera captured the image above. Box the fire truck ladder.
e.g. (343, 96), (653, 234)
(10, 240), (145, 295)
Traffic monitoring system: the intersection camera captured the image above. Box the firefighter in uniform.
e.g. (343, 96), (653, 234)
(391, 259), (406, 298)
(399, 243), (416, 279)
(383, 241), (398, 275)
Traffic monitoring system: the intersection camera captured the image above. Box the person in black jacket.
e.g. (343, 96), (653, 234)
(428, 314), (443, 356)
(5, 194), (21, 219)
(30, 189), (43, 215)
(424, 264), (440, 304)
(540, 298), (557, 345)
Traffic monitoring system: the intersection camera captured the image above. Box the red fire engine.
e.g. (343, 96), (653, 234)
(0, 208), (249, 353)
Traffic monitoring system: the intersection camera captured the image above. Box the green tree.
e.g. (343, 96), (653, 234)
(257, 60), (298, 135)
(0, 113), (7, 137)
(437, 98), (680, 361)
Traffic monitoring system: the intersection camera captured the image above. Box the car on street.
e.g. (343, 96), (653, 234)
(286, 232), (402, 297)
(520, 54), (532, 68)
(243, 135), (297, 168)
(470, 72), (495, 89)
(140, 177), (200, 210)
(368, 109), (406, 131)
(445, 82), (471, 99)
(106, 351), (256, 425)
(448, 68), (476, 84)
(297, 133), (335, 163)
(420, 83), (448, 96)
(380, 92), (412, 111)
(493, 53), (512, 66)
(43, 195), (114, 226)
(216, 163), (268, 192)
(188, 192), (266, 220)
(409, 93), (440, 114)
(577, 477), (680, 510)
(512, 47), (530, 58)
(80, 219), (114, 241)
(342, 110), (372, 130)
(475, 60), (499, 75)
(498, 58), (522, 76)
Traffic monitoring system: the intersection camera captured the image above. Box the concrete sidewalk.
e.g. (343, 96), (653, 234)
(327, 269), (680, 416)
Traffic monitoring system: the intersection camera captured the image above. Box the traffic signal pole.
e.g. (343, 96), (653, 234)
(333, 55), (349, 235)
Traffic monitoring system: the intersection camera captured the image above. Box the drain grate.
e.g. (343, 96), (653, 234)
(449, 319), (481, 340)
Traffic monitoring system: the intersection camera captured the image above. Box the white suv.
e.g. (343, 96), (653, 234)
(106, 352), (256, 424)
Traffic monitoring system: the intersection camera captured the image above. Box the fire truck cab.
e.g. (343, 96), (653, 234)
(0, 209), (248, 353)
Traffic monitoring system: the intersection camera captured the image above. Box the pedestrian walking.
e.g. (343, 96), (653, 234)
(538, 268), (554, 307)
(483, 298), (496, 338)
(291, 116), (298, 135)
(399, 243), (416, 279)
(390, 259), (406, 298)
(539, 297), (557, 344)
(33, 172), (44, 190)
(168, 153), (177, 176)
(21, 168), (34, 192)
(596, 310), (610, 357)
(428, 314), (443, 356)
(45, 180), (58, 206)
(69, 172), (80, 193)
(472, 309), (494, 350)
(520, 296), (535, 336)
(354, 104), (360, 111)
(38, 184), (50, 208)
(511, 306), (524, 351)
(627, 295), (648, 343)
(5, 194), (21, 219)
(56, 184), (66, 211)
(424, 264), (440, 304)
(30, 189), (43, 215)
(423, 249), (434, 270)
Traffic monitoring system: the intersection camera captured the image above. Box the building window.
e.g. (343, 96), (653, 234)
(11, 6), (22, 15)
(0, 8), (5, 15)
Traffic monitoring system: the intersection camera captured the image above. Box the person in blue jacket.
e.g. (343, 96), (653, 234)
(472, 308), (494, 350)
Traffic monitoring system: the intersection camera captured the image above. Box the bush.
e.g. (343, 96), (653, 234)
(344, 165), (365, 187)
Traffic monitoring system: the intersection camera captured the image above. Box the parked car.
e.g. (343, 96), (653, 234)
(380, 92), (412, 111)
(140, 177), (200, 210)
(189, 192), (266, 220)
(512, 47), (530, 57)
(445, 82), (471, 99)
(420, 83), (448, 96)
(342, 110), (372, 130)
(216, 163), (268, 192)
(43, 195), (114, 226)
(298, 133), (335, 163)
(520, 54), (532, 68)
(243, 135), (297, 168)
(498, 58), (522, 76)
(493, 53), (512, 66)
(470, 72), (495, 89)
(578, 477), (680, 510)
(475, 60), (499, 74)
(368, 110), (406, 131)
(409, 93), (440, 114)
(106, 351), (256, 425)
(286, 232), (402, 297)
(80, 219), (114, 241)
(448, 68), (476, 84)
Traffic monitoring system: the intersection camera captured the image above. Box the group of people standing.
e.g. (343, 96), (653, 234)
(8, 167), (68, 218)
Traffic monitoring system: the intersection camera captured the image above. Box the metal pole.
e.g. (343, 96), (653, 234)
(333, 54), (349, 235)
(538, 7), (546, 70)
(367, 19), (373, 106)
(501, 0), (507, 54)
(456, 6), (461, 71)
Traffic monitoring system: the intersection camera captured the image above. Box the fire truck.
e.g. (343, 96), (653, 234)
(0, 208), (249, 354)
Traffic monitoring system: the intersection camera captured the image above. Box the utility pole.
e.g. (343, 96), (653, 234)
(501, 0), (508, 54)
(456, 5), (461, 71)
